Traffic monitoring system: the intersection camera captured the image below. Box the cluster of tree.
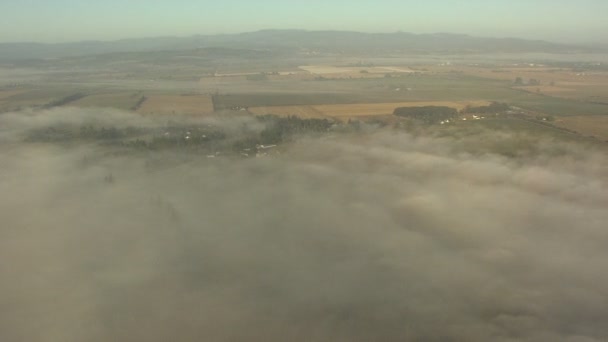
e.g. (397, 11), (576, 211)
(231, 137), (260, 154)
(26, 116), (338, 157)
(121, 123), (228, 151)
(462, 102), (510, 114)
(246, 73), (269, 81)
(149, 130), (226, 149)
(393, 106), (457, 124)
(256, 115), (333, 144)
(43, 93), (87, 109)
(79, 125), (134, 140)
(514, 77), (541, 86)
(131, 96), (147, 111)
(230, 116), (333, 156)
(26, 126), (77, 142)
(28, 124), (145, 142)
(535, 115), (555, 122)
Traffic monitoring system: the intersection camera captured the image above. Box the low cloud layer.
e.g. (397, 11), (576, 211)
(1, 109), (607, 341)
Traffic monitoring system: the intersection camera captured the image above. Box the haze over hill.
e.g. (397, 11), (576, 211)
(0, 30), (597, 61)
(3, 0), (607, 44)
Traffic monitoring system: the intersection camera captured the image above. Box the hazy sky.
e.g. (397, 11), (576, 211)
(1, 0), (607, 43)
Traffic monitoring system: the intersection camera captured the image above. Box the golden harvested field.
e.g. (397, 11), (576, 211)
(249, 105), (328, 119)
(137, 95), (214, 116)
(554, 115), (608, 141)
(250, 101), (491, 121)
(0, 90), (27, 100)
(428, 65), (608, 101)
(461, 67), (606, 87)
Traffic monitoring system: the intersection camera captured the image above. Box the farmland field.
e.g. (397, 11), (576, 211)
(0, 90), (29, 111)
(248, 105), (328, 119)
(136, 94), (214, 116)
(250, 101), (491, 120)
(295, 65), (419, 80)
(554, 115), (608, 140)
(426, 64), (608, 104)
(0, 90), (27, 100)
(314, 101), (490, 117)
(1, 56), (607, 122)
(69, 92), (143, 110)
(0, 88), (81, 110)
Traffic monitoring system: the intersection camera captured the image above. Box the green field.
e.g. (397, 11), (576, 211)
(212, 74), (608, 116)
(70, 92), (143, 110)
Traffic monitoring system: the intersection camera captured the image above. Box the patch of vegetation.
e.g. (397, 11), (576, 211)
(462, 102), (510, 114)
(131, 96), (147, 111)
(255, 115), (333, 144)
(393, 106), (457, 124)
(26, 126), (78, 142)
(25, 115), (336, 157)
(27, 125), (143, 142)
(246, 73), (269, 81)
(43, 93), (87, 108)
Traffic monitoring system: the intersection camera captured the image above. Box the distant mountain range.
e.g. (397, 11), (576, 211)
(0, 30), (600, 60)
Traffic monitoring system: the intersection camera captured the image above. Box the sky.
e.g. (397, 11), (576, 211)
(0, 0), (607, 43)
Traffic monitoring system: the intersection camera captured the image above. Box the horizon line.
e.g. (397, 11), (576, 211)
(0, 28), (575, 46)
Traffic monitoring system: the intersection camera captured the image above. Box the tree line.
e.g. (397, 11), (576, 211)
(393, 106), (457, 124)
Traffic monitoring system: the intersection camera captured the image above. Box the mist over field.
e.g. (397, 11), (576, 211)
(1, 108), (607, 341)
(1, 0), (607, 340)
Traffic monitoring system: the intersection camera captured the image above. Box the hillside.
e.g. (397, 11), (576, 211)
(0, 30), (596, 60)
